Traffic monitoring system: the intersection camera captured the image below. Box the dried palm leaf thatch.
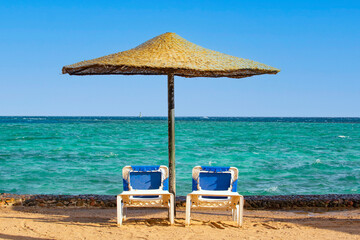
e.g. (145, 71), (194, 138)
(62, 32), (280, 78)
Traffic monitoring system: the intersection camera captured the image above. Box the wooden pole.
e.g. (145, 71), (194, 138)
(167, 73), (176, 199)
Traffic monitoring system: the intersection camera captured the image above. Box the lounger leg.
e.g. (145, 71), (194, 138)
(235, 204), (239, 227)
(239, 196), (244, 227)
(117, 195), (123, 226)
(232, 208), (236, 221)
(123, 207), (127, 221)
(185, 195), (191, 226)
(169, 194), (175, 225)
(168, 203), (171, 220)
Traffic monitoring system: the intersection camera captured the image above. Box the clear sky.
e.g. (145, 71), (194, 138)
(1, 0), (359, 117)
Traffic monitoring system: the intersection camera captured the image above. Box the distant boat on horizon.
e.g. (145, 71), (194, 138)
(139, 112), (142, 118)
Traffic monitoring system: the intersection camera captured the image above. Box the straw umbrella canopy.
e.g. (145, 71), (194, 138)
(62, 32), (280, 197)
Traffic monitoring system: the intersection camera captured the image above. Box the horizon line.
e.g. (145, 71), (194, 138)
(0, 115), (360, 118)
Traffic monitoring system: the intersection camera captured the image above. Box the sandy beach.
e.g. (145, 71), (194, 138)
(0, 206), (359, 240)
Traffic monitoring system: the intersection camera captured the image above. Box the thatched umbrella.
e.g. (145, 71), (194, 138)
(62, 32), (280, 197)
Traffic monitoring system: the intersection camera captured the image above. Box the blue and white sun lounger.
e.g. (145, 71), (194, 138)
(185, 166), (244, 227)
(117, 165), (175, 226)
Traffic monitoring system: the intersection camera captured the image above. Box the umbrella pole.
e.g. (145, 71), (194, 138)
(167, 73), (176, 201)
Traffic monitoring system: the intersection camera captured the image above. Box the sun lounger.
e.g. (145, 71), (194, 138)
(117, 165), (175, 226)
(185, 166), (244, 227)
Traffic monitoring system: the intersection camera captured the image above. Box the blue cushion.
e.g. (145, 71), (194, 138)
(232, 179), (238, 192)
(123, 179), (130, 191)
(200, 166), (230, 172)
(198, 172), (231, 199)
(192, 178), (198, 191)
(131, 165), (160, 171)
(163, 178), (169, 191)
(199, 172), (231, 191)
(193, 166), (235, 199)
(130, 172), (162, 190)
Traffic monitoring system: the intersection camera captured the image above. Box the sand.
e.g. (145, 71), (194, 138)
(0, 207), (359, 240)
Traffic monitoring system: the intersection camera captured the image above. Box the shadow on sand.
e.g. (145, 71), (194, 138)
(9, 207), (360, 235)
(0, 233), (53, 240)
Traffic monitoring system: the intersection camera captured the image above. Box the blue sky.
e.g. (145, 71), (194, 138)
(1, 0), (359, 117)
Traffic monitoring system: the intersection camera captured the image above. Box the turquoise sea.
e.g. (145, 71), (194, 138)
(0, 117), (359, 196)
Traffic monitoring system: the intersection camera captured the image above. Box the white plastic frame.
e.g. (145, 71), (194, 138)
(186, 166), (244, 227)
(117, 165), (174, 226)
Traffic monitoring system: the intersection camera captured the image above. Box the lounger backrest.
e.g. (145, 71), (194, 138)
(192, 166), (238, 192)
(122, 165), (169, 191)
